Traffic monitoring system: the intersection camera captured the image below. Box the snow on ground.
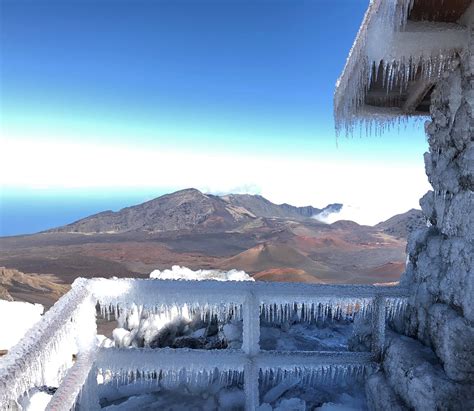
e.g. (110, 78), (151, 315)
(98, 375), (367, 410)
(0, 299), (44, 351)
(150, 266), (254, 282)
(100, 380), (245, 410)
(18, 389), (54, 411)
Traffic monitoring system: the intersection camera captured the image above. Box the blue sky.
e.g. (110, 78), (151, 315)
(0, 0), (430, 233)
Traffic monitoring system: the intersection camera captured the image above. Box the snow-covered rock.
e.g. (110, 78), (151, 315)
(218, 387), (245, 410)
(365, 372), (407, 411)
(427, 304), (474, 382)
(387, 33), (474, 409)
(383, 335), (472, 410)
(275, 397), (305, 410)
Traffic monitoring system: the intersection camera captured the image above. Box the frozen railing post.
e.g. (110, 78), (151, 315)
(45, 289), (100, 411)
(242, 292), (260, 410)
(45, 349), (99, 411)
(371, 295), (386, 361)
(242, 291), (260, 355)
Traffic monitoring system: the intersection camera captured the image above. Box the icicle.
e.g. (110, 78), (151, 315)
(385, 297), (407, 321)
(260, 363), (370, 392)
(260, 298), (373, 325)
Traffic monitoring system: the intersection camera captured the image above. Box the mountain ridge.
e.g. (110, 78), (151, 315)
(0, 190), (423, 294)
(47, 188), (343, 234)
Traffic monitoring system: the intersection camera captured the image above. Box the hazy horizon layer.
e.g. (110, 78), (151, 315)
(0, 186), (422, 237)
(0, 189), (169, 237)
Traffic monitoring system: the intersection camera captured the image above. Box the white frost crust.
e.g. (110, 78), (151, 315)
(334, 0), (469, 135)
(0, 278), (92, 409)
(45, 349), (98, 411)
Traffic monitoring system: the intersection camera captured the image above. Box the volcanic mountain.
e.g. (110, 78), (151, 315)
(0, 189), (423, 306)
(375, 208), (425, 238)
(47, 188), (342, 234)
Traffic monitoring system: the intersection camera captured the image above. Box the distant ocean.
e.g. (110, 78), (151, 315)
(0, 188), (168, 237)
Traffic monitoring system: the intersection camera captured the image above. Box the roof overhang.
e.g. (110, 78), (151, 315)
(334, 0), (473, 135)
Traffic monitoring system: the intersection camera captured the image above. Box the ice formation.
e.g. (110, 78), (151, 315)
(335, 1), (474, 409)
(0, 279), (92, 409)
(0, 274), (408, 410)
(259, 298), (373, 324)
(333, 0), (470, 135)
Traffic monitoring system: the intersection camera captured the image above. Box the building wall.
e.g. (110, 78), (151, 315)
(366, 25), (474, 411)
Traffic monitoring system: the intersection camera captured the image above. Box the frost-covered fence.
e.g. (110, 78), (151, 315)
(0, 278), (96, 410)
(0, 278), (408, 410)
(89, 279), (408, 410)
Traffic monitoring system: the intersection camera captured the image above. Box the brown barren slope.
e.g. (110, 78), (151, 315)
(0, 190), (421, 305)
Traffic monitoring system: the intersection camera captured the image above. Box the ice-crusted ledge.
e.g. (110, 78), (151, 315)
(334, 0), (471, 135)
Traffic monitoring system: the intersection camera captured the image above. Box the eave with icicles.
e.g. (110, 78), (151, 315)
(334, 0), (473, 136)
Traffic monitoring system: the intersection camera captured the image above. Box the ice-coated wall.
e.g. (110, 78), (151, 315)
(367, 23), (474, 411)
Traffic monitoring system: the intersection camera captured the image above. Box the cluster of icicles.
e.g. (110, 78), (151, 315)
(333, 0), (462, 137)
(260, 363), (372, 389)
(98, 302), (243, 323)
(385, 297), (407, 321)
(98, 297), (407, 326)
(94, 365), (369, 392)
(336, 54), (457, 137)
(260, 298), (373, 324)
(98, 368), (244, 391)
(368, 54), (457, 96)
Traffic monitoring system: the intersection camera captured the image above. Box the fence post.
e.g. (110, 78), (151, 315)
(244, 361), (259, 411)
(242, 292), (260, 410)
(242, 292), (260, 356)
(371, 295), (386, 361)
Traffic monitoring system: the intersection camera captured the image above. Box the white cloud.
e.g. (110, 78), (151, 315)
(313, 204), (372, 225)
(0, 136), (431, 225)
(150, 265), (253, 281)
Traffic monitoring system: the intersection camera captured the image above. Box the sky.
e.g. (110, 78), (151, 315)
(0, 0), (431, 235)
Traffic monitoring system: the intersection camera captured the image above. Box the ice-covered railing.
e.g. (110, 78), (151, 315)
(90, 279), (407, 410)
(0, 278), (409, 410)
(0, 278), (96, 410)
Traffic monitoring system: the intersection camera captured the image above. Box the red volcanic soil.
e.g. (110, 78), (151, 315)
(81, 242), (222, 273)
(220, 243), (330, 274)
(291, 234), (357, 252)
(366, 261), (405, 281)
(253, 268), (324, 283)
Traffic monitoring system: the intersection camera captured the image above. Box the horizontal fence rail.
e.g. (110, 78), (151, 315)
(89, 278), (409, 306)
(1, 278), (410, 411)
